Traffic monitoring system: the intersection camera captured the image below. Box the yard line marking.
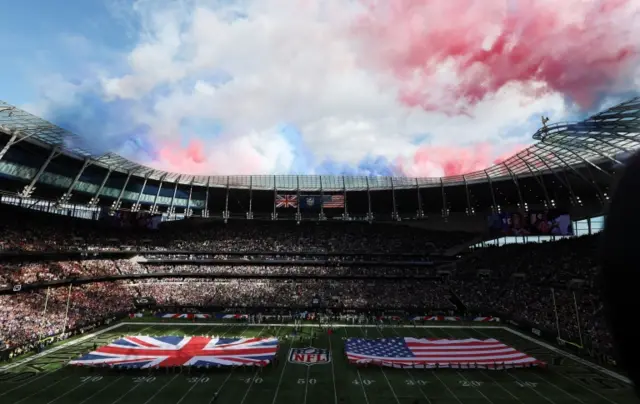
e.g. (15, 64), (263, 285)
(271, 328), (296, 404)
(498, 326), (630, 384)
(472, 327), (589, 404)
(405, 327), (465, 404)
(0, 371), (58, 396)
(175, 374), (205, 404)
(141, 374), (180, 404)
(467, 328), (560, 404)
(379, 366), (401, 404)
(366, 327), (400, 404)
(529, 373), (586, 404)
(0, 322), (124, 371)
(436, 327), (499, 404)
(344, 327), (370, 404)
(239, 326), (268, 404)
(12, 375), (72, 404)
(327, 328), (339, 404)
(206, 323), (253, 404)
(109, 381), (144, 404)
(503, 371), (557, 404)
(478, 370), (526, 403)
(456, 370), (496, 404)
(302, 366), (311, 404)
(385, 326), (433, 404)
(208, 372), (233, 404)
(77, 376), (124, 404)
(45, 378), (94, 404)
(541, 368), (621, 404)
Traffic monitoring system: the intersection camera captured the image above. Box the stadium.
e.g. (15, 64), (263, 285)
(0, 94), (638, 404)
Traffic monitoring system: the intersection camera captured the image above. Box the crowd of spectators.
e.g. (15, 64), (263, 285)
(453, 235), (609, 355)
(0, 282), (133, 350)
(0, 204), (611, 363)
(0, 204), (471, 253)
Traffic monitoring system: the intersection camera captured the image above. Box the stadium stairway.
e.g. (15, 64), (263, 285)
(447, 289), (467, 313)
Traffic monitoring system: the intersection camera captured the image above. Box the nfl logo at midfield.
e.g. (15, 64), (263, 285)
(288, 347), (331, 366)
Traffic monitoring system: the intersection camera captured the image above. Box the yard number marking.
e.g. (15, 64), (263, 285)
(133, 376), (156, 383)
(405, 379), (429, 386)
(241, 377), (263, 384)
(80, 376), (103, 383)
(459, 380), (483, 387)
(352, 379), (375, 386)
(297, 378), (317, 385)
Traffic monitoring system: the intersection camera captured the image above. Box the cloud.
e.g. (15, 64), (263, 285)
(352, 0), (640, 113)
(27, 0), (639, 177)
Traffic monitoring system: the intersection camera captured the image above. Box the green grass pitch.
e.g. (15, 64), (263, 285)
(0, 321), (635, 404)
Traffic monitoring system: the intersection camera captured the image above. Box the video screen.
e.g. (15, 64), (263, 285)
(488, 210), (573, 236)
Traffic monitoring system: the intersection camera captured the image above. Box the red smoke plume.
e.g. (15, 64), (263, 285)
(403, 143), (526, 177)
(353, 0), (640, 112)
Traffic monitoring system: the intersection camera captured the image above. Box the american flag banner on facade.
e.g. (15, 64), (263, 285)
(276, 194), (298, 208)
(69, 336), (279, 368)
(345, 338), (545, 369)
(322, 195), (345, 208)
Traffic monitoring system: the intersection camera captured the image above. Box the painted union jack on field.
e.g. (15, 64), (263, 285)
(69, 336), (279, 368)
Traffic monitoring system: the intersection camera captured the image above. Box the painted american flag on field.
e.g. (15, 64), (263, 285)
(345, 338), (545, 369)
(69, 336), (279, 368)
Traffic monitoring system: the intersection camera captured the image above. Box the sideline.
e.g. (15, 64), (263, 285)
(1, 321), (630, 385)
(500, 327), (630, 384)
(0, 322), (124, 371)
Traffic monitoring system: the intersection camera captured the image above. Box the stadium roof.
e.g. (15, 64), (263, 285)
(0, 98), (639, 191)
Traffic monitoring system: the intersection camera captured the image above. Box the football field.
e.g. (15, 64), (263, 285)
(0, 322), (635, 404)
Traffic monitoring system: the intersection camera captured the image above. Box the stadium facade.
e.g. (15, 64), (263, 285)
(0, 97), (638, 227)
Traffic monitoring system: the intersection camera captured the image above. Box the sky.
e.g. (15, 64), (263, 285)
(1, 0), (639, 177)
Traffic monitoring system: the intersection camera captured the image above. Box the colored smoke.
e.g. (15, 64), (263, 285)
(403, 143), (526, 177)
(353, 0), (640, 112)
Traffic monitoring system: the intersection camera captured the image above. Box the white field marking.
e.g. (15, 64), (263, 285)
(77, 376), (124, 404)
(238, 326), (268, 404)
(203, 323), (253, 404)
(1, 321), (629, 386)
(402, 327), (464, 404)
(270, 331), (296, 404)
(0, 322), (124, 371)
(109, 381), (143, 404)
(529, 373), (586, 404)
(327, 329), (339, 404)
(468, 328), (559, 404)
(502, 371), (557, 404)
(303, 365), (311, 404)
(141, 374), (180, 404)
(45, 378), (92, 404)
(418, 327), (489, 404)
(175, 374), (205, 404)
(497, 327), (631, 384)
(12, 375), (73, 404)
(437, 327), (516, 404)
(344, 327), (370, 404)
(386, 327), (434, 404)
(0, 325), (156, 397)
(370, 326), (410, 404)
(474, 326), (632, 396)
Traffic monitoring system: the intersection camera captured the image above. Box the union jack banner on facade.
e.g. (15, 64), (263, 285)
(275, 194), (298, 208)
(69, 336), (279, 368)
